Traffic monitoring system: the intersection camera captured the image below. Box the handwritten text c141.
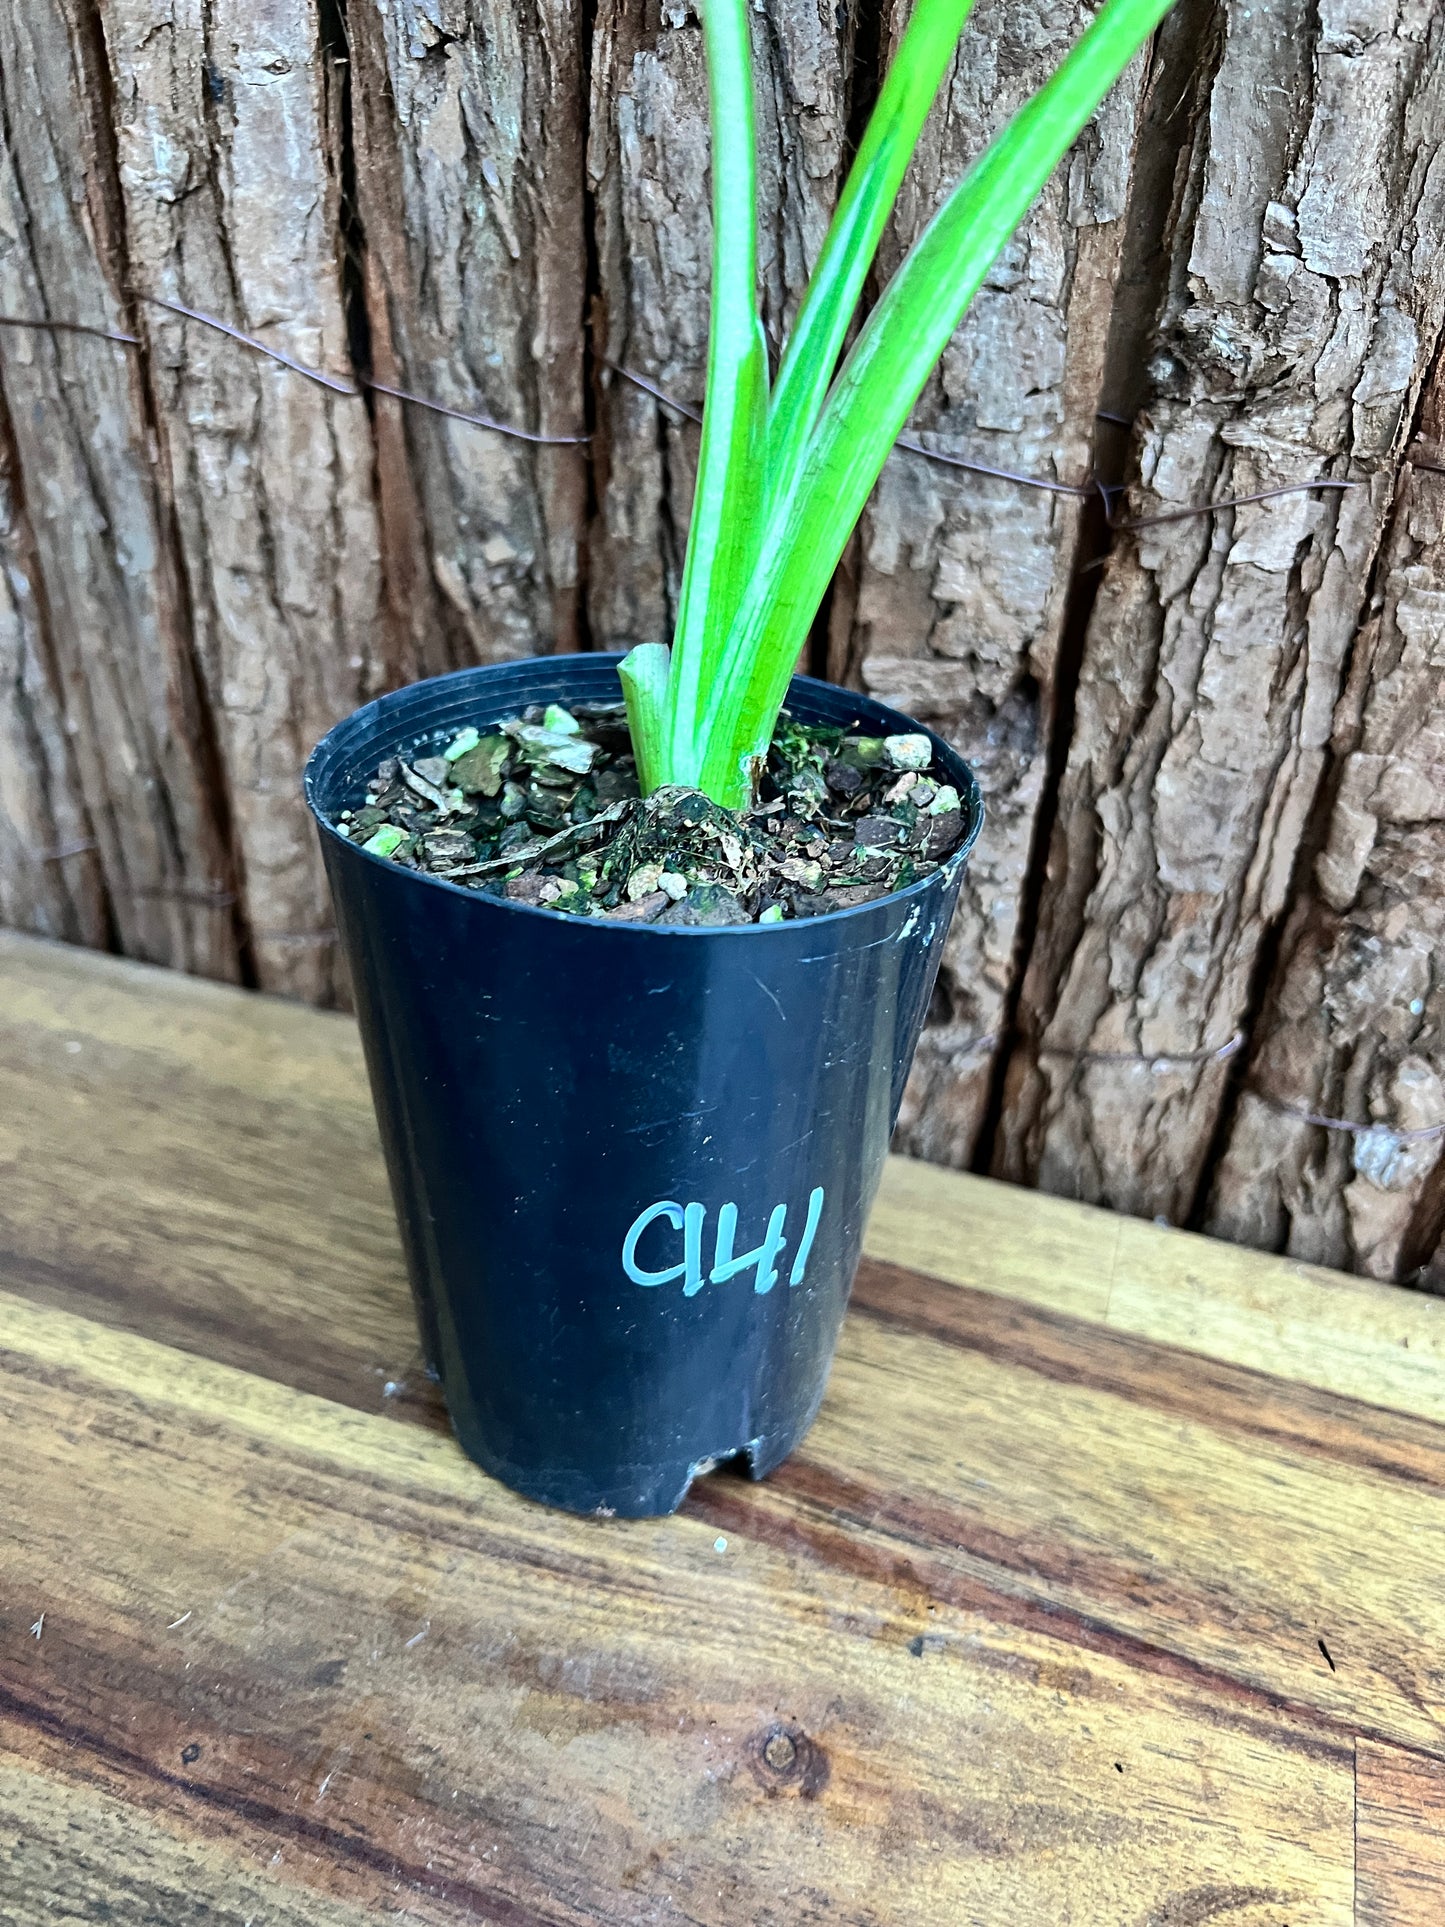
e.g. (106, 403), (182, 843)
(622, 1188), (826, 1297)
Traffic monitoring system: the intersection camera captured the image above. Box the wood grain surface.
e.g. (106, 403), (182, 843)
(1356, 1739), (1445, 1927)
(1, 930), (1443, 1921)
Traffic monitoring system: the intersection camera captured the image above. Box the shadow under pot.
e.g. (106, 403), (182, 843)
(304, 652), (982, 1517)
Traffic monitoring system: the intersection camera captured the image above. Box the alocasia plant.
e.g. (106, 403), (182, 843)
(618, 0), (1174, 807)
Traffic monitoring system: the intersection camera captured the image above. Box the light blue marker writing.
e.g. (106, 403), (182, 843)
(788, 1186), (825, 1287)
(622, 1188), (827, 1296)
(710, 1201), (789, 1294)
(622, 1200), (706, 1293)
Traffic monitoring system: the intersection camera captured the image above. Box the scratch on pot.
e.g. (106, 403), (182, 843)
(29, 1614), (43, 1640)
(405, 1620), (431, 1649)
(798, 930), (900, 964)
(627, 1107), (716, 1135)
(752, 975), (786, 1021)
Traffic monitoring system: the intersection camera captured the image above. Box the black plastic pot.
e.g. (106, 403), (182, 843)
(305, 653), (982, 1516)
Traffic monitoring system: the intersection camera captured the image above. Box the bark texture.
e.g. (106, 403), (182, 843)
(346, 0), (589, 672)
(2, 0), (1445, 1283)
(1204, 367), (1445, 1282)
(836, 0), (1156, 1168)
(994, 0), (1445, 1223)
(0, 415), (108, 949)
(105, 0), (388, 1000)
(0, 0), (242, 979)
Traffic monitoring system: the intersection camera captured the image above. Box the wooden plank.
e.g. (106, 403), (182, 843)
(995, 0), (1445, 1222)
(867, 1146), (1445, 1428)
(0, 1292), (1354, 1925)
(0, 1760), (382, 1926)
(6, 932), (1445, 1765)
(1356, 1738), (1445, 1926)
(866, 1148), (1120, 1322)
(0, 931), (424, 1421)
(1107, 1215), (1445, 1431)
(801, 1260), (1445, 1757)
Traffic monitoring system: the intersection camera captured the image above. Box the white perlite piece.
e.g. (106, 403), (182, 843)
(883, 734), (932, 772)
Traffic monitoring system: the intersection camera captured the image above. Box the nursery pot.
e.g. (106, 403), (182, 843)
(305, 654), (982, 1517)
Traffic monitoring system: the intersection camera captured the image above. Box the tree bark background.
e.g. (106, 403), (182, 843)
(1, 0), (1442, 1284)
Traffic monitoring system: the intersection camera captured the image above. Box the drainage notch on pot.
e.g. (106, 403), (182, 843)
(304, 654), (982, 1518)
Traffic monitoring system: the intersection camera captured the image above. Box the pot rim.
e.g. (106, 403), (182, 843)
(303, 653), (983, 939)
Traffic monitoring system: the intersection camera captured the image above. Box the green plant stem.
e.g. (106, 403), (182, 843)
(696, 0), (1174, 802)
(661, 0), (769, 788)
(618, 643), (672, 793)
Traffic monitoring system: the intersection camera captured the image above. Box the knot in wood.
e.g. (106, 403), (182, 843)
(752, 1722), (829, 1798)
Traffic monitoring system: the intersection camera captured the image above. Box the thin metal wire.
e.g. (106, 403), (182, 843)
(39, 838), (99, 864)
(605, 359), (703, 423)
(1040, 1031), (1245, 1067)
(962, 1025), (1444, 1141)
(140, 295), (363, 396)
(1112, 477), (1361, 532)
(145, 297), (588, 443)
(896, 434), (1092, 498)
(123, 883), (238, 909)
(0, 312), (140, 347)
(609, 358), (1362, 523)
(0, 310), (1380, 505)
(365, 377), (589, 447)
(0, 303), (586, 446)
(1250, 1092), (1445, 1144)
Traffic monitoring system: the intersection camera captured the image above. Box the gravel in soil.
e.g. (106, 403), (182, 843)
(333, 702), (968, 926)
